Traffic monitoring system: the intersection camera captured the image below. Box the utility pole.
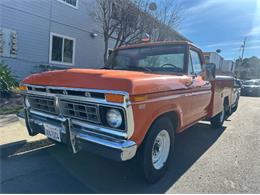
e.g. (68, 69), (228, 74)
(236, 37), (247, 79)
(241, 37), (247, 60)
(238, 37), (248, 79)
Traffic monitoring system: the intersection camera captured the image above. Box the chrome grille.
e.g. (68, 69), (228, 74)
(60, 100), (100, 123)
(27, 95), (56, 114)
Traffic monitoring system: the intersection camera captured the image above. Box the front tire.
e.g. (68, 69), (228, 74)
(138, 117), (175, 183)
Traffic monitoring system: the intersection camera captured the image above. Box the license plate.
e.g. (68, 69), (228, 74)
(44, 124), (61, 142)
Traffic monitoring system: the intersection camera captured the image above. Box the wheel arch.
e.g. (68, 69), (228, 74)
(137, 110), (180, 151)
(148, 110), (180, 135)
(224, 96), (229, 105)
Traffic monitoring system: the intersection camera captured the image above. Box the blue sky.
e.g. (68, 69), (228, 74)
(178, 0), (260, 60)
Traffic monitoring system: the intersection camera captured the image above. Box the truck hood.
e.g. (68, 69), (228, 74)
(22, 69), (190, 95)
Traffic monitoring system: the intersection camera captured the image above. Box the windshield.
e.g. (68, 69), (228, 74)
(106, 45), (186, 73)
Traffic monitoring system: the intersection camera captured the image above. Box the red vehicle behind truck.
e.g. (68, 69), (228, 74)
(18, 41), (238, 183)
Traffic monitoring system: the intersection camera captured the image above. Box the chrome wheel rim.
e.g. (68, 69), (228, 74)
(152, 130), (170, 170)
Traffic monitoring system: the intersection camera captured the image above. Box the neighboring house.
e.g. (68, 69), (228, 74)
(0, 0), (189, 80)
(203, 52), (224, 70)
(203, 52), (235, 76)
(222, 60), (235, 74)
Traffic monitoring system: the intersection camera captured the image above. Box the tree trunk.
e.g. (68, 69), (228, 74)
(103, 37), (109, 65)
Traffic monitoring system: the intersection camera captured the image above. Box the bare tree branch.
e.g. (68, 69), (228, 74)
(93, 0), (183, 64)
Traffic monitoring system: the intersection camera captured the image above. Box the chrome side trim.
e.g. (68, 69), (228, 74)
(132, 90), (212, 105)
(133, 93), (184, 105)
(191, 90), (212, 95)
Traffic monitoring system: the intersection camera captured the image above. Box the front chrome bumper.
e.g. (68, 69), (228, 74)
(17, 109), (137, 161)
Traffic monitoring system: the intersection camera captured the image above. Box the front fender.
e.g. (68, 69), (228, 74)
(130, 99), (183, 145)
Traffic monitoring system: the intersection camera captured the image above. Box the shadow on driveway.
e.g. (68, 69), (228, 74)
(1, 122), (225, 193)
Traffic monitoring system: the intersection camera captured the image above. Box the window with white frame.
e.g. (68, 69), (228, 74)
(0, 28), (18, 58)
(50, 33), (75, 65)
(58, 0), (78, 8)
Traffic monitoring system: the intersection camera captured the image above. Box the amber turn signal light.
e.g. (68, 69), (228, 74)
(131, 95), (148, 102)
(19, 85), (28, 91)
(105, 94), (124, 103)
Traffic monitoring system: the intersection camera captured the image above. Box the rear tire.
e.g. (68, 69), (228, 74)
(138, 116), (175, 184)
(232, 103), (238, 113)
(210, 102), (226, 128)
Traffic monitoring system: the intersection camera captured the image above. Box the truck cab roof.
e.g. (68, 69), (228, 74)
(116, 41), (201, 51)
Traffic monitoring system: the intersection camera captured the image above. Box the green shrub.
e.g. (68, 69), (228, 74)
(0, 62), (18, 97)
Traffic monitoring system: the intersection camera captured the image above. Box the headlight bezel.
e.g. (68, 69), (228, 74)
(99, 106), (126, 131)
(106, 108), (123, 128)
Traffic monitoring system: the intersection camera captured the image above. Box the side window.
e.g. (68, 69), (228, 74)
(188, 55), (193, 74)
(190, 50), (202, 74)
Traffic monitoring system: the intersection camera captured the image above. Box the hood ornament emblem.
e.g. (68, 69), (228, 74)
(85, 92), (91, 97)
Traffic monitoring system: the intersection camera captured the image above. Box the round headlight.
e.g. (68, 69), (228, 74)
(106, 109), (122, 128)
(24, 96), (30, 107)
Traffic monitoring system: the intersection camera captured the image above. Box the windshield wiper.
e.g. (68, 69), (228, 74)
(104, 66), (152, 72)
(102, 66), (111, 69)
(126, 66), (152, 72)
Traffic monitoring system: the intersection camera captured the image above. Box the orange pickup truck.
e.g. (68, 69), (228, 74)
(18, 41), (237, 183)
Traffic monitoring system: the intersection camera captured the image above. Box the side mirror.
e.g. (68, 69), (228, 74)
(234, 80), (242, 88)
(201, 63), (216, 81)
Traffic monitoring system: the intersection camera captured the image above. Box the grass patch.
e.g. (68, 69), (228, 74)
(0, 92), (23, 115)
(0, 105), (23, 115)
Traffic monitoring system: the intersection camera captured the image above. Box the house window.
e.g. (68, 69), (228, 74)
(50, 33), (75, 65)
(0, 28), (17, 58)
(58, 0), (78, 8)
(204, 56), (210, 64)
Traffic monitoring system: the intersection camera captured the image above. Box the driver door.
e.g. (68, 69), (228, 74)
(188, 48), (212, 121)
